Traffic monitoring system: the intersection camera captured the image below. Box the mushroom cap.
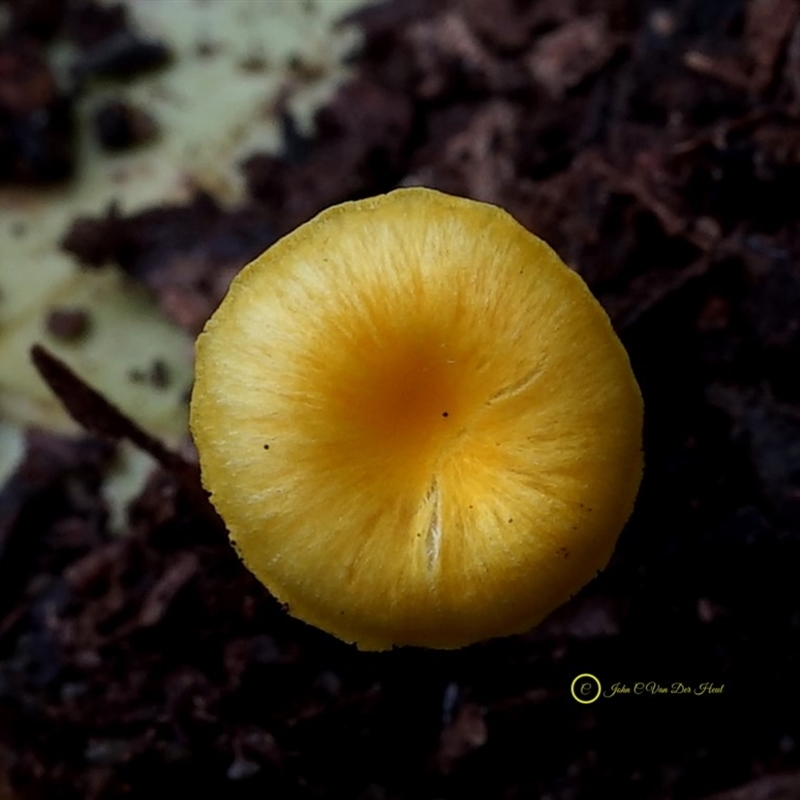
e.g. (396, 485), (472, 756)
(190, 187), (643, 650)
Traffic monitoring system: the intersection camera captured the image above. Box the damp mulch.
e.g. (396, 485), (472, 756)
(2, 0), (800, 798)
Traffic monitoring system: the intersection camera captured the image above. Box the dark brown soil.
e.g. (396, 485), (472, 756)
(2, 0), (800, 798)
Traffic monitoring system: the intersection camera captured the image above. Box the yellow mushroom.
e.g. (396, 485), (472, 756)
(190, 187), (643, 650)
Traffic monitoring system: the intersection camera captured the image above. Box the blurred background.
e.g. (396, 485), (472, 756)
(0, 0), (799, 798)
